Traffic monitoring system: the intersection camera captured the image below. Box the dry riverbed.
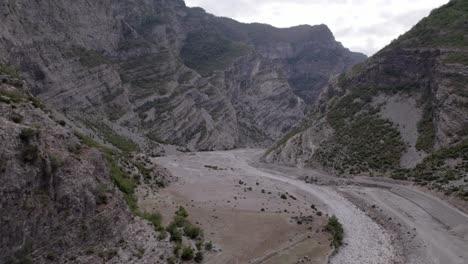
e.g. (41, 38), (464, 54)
(140, 149), (468, 264)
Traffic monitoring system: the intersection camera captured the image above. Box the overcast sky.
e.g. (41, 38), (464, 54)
(185, 0), (449, 55)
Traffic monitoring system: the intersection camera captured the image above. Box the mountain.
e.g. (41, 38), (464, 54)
(264, 0), (468, 197)
(0, 71), (175, 263)
(0, 0), (365, 153)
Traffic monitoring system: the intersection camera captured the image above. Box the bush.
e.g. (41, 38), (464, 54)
(157, 231), (168, 240)
(22, 145), (39, 163)
(183, 223), (203, 239)
(11, 113), (23, 123)
(175, 206), (189, 218)
(326, 215), (344, 249)
(205, 241), (213, 251)
(194, 251), (204, 263)
(181, 246), (194, 261)
(19, 128), (39, 142)
(139, 212), (163, 231)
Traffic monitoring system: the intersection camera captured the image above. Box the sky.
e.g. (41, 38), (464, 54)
(184, 0), (449, 56)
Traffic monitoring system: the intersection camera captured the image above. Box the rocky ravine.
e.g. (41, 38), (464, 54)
(0, 0), (365, 152)
(265, 0), (468, 199)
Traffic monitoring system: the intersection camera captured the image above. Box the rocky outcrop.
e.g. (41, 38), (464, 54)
(0, 0), (365, 151)
(0, 78), (172, 263)
(265, 0), (468, 196)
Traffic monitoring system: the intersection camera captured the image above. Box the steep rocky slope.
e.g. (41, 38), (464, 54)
(0, 0), (364, 151)
(0, 72), (176, 263)
(265, 0), (468, 198)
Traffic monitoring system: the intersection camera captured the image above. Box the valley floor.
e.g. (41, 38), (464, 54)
(142, 149), (468, 264)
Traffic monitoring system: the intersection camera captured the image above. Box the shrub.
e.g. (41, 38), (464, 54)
(205, 241), (213, 251)
(157, 231), (168, 240)
(181, 246), (194, 261)
(175, 206), (189, 218)
(183, 223), (202, 239)
(139, 212), (163, 231)
(19, 128), (39, 142)
(22, 145), (39, 163)
(194, 251), (204, 263)
(11, 113), (23, 123)
(326, 215), (344, 249)
(167, 256), (177, 264)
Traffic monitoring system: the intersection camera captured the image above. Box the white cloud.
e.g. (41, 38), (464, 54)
(185, 0), (449, 55)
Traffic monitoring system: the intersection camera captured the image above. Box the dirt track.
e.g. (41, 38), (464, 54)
(148, 149), (468, 264)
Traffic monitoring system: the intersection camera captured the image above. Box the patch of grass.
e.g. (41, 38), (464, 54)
(0, 90), (24, 103)
(29, 96), (47, 112)
(78, 119), (139, 153)
(0, 64), (19, 78)
(325, 215), (344, 249)
(183, 223), (203, 239)
(74, 131), (139, 212)
(138, 212), (163, 231)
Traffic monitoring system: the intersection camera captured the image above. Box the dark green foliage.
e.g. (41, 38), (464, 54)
(19, 128), (39, 142)
(389, 0), (468, 48)
(194, 251), (204, 263)
(95, 185), (109, 205)
(11, 113), (23, 123)
(416, 104), (435, 152)
(325, 215), (344, 249)
(175, 206), (189, 218)
(183, 223), (203, 239)
(181, 246), (194, 261)
(157, 230), (168, 240)
(166, 256), (177, 264)
(181, 31), (250, 75)
(21, 145), (39, 163)
(322, 86), (405, 173)
(205, 241), (213, 251)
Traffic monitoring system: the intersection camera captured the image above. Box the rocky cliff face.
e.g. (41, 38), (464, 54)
(0, 74), (173, 263)
(265, 0), (468, 197)
(0, 0), (365, 151)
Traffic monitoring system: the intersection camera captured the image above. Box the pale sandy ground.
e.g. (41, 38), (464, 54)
(141, 149), (468, 264)
(140, 151), (332, 264)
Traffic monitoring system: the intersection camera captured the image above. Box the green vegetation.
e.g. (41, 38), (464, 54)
(0, 90), (24, 104)
(78, 119), (139, 153)
(21, 145), (39, 163)
(66, 47), (109, 68)
(181, 31), (250, 75)
(74, 132), (138, 212)
(389, 0), (468, 48)
(0, 64), (19, 78)
(325, 215), (344, 249)
(194, 251), (204, 263)
(183, 223), (203, 239)
(416, 104), (435, 152)
(443, 52), (468, 65)
(138, 212), (164, 231)
(29, 96), (47, 112)
(320, 86), (405, 174)
(181, 246), (194, 261)
(19, 128), (39, 142)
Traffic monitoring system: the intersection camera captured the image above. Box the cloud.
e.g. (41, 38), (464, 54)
(185, 0), (449, 55)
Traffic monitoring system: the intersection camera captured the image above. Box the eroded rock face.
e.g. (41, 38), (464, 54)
(0, 82), (172, 263)
(0, 0), (365, 151)
(265, 1), (468, 183)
